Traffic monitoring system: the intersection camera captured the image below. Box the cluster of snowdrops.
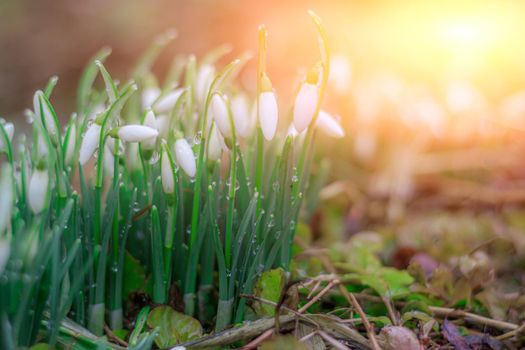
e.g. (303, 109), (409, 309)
(0, 12), (344, 348)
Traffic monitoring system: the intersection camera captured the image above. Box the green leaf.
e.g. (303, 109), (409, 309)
(253, 268), (286, 316)
(346, 267), (414, 298)
(123, 251), (148, 301)
(147, 306), (202, 348)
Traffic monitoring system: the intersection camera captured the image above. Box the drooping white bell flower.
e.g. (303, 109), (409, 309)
(127, 142), (141, 171)
(287, 123), (301, 138)
(64, 123), (76, 166)
(207, 123), (222, 161)
(315, 110), (345, 138)
(154, 88), (184, 113)
(293, 82), (319, 132)
(113, 125), (159, 143)
(156, 115), (170, 138)
(258, 92), (278, 141)
(0, 165), (13, 234)
(0, 122), (14, 151)
(211, 94), (232, 139)
(232, 95), (253, 138)
(161, 146), (175, 194)
(196, 64), (215, 103)
(36, 132), (49, 158)
(33, 91), (58, 139)
(174, 138), (196, 177)
(88, 104), (105, 121)
(28, 167), (49, 214)
(103, 144), (115, 178)
(142, 87), (161, 110)
(329, 54), (352, 95)
(79, 123), (101, 165)
(141, 111), (158, 150)
(0, 239), (10, 275)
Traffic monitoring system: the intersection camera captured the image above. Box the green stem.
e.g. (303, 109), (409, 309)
(163, 203), (176, 290)
(151, 206), (166, 304)
(225, 141), (237, 269)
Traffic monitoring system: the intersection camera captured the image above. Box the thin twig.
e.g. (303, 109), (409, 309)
(320, 256), (381, 350)
(429, 306), (518, 332)
(104, 324), (129, 347)
(495, 323), (525, 341)
(318, 330), (351, 350)
(242, 329), (273, 349)
(353, 292), (520, 333)
(299, 279), (339, 313)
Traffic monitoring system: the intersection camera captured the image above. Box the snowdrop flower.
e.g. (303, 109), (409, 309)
(0, 122), (14, 151)
(33, 90), (58, 139)
(156, 115), (170, 138)
(141, 111), (158, 150)
(112, 125), (159, 143)
(315, 110), (344, 138)
(142, 87), (161, 110)
(211, 94), (232, 139)
(232, 95), (254, 138)
(127, 143), (141, 171)
(329, 54), (352, 94)
(88, 104), (105, 121)
(103, 144), (115, 178)
(161, 145), (175, 194)
(28, 167), (49, 214)
(154, 88), (184, 114)
(79, 123), (102, 165)
(64, 123), (76, 166)
(207, 123), (223, 161)
(258, 75), (278, 141)
(287, 123), (301, 138)
(196, 64), (215, 103)
(174, 138), (196, 177)
(293, 69), (319, 132)
(36, 132), (49, 158)
(0, 239), (9, 275)
(0, 165), (13, 234)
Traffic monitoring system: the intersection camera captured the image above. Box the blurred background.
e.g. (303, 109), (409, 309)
(3, 0), (525, 119)
(4, 0), (525, 230)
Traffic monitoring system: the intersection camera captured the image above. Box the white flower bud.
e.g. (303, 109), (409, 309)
(64, 123), (76, 166)
(154, 88), (184, 113)
(0, 122), (14, 151)
(293, 82), (319, 132)
(79, 123), (101, 165)
(316, 110), (344, 138)
(0, 239), (10, 275)
(141, 111), (158, 150)
(258, 92), (278, 141)
(103, 144), (115, 178)
(207, 124), (222, 161)
(127, 142), (141, 170)
(28, 168), (49, 214)
(33, 91), (58, 138)
(161, 148), (175, 194)
(0, 166), (13, 234)
(156, 115), (170, 138)
(329, 54), (352, 94)
(37, 132), (48, 158)
(232, 95), (253, 138)
(196, 64), (215, 103)
(174, 139), (196, 177)
(88, 104), (105, 121)
(211, 94), (231, 139)
(116, 125), (159, 143)
(142, 87), (161, 109)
